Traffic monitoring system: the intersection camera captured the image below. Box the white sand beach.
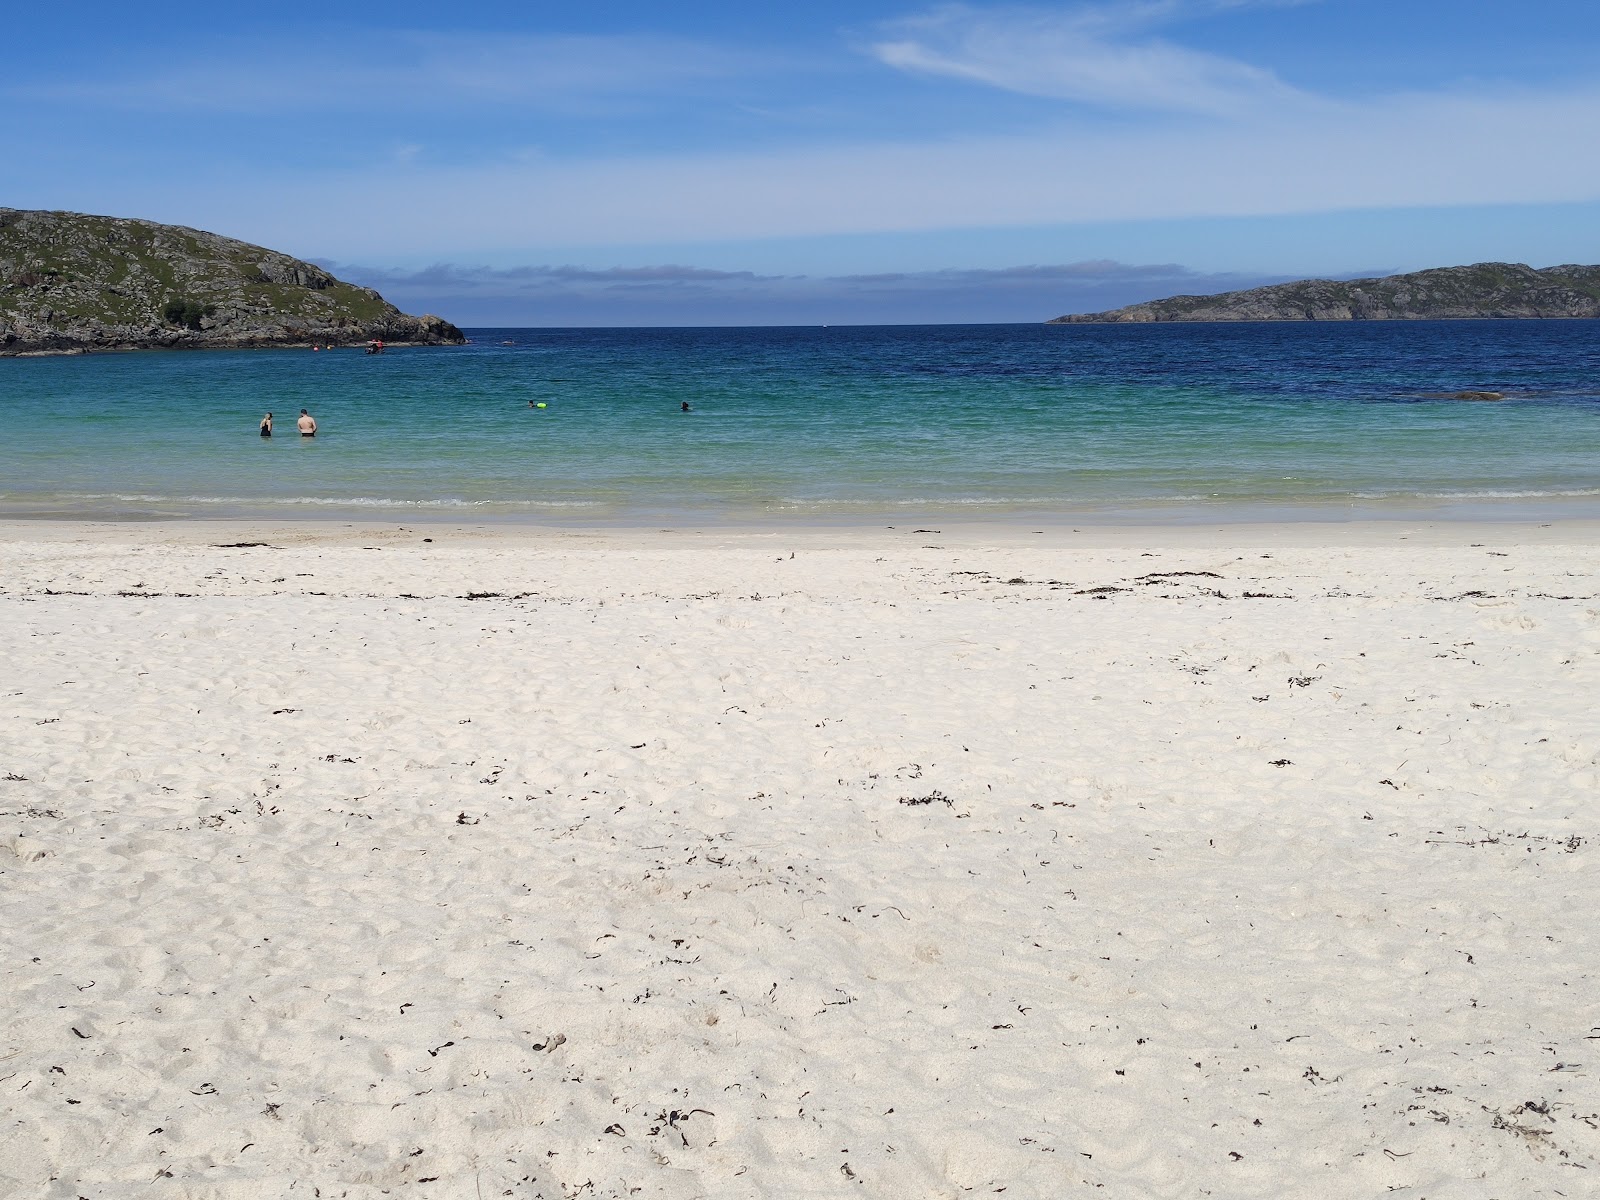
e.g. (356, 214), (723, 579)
(3, 517), (1598, 1199)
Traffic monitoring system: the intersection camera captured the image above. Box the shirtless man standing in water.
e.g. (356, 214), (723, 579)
(297, 409), (317, 437)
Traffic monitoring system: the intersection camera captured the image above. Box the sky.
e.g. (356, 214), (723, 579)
(6, 0), (1600, 325)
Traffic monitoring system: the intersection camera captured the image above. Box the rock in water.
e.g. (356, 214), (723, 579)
(1048, 262), (1600, 323)
(0, 208), (466, 355)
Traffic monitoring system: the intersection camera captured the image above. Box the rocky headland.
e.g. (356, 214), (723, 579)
(1050, 262), (1600, 323)
(1, 208), (465, 355)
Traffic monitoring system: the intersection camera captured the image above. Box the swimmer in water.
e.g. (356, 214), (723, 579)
(681, 401), (691, 412)
(260, 412), (273, 437)
(297, 409), (317, 437)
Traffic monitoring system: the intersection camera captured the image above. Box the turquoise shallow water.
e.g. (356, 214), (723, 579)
(2, 321), (1598, 523)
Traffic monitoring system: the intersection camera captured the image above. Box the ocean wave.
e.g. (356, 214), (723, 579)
(50, 492), (606, 510)
(770, 494), (1244, 508)
(1349, 487), (1600, 501)
(765, 487), (1600, 511)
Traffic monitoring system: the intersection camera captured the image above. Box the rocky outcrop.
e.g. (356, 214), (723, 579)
(0, 208), (466, 355)
(1049, 263), (1600, 323)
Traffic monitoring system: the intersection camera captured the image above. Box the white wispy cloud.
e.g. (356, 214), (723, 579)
(16, 31), (754, 112)
(32, 6), (1599, 260)
(867, 1), (1313, 115)
(829, 260), (1225, 286)
(152, 82), (1597, 257)
(327, 263), (790, 291)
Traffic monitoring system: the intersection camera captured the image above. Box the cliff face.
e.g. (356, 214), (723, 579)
(0, 208), (466, 354)
(1049, 263), (1600, 323)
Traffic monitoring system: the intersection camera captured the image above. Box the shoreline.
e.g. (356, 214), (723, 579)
(6, 512), (1600, 551)
(5, 489), (1600, 531)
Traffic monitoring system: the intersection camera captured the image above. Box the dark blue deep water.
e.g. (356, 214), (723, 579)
(2, 321), (1597, 522)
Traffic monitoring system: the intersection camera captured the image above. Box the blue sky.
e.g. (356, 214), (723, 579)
(7, 0), (1599, 324)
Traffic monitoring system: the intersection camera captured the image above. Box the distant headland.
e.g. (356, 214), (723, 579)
(1, 208), (465, 355)
(1049, 262), (1600, 323)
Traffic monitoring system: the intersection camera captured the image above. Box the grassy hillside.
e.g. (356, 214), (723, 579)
(1, 209), (464, 353)
(1050, 263), (1600, 323)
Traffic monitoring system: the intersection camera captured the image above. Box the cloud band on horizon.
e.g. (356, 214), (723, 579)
(316, 256), (1304, 325)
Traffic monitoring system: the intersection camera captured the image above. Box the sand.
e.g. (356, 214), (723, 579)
(3, 517), (1597, 1199)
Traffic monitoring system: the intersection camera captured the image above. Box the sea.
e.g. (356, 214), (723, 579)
(2, 321), (1597, 525)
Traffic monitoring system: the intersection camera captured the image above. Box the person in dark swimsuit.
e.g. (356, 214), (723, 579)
(297, 409), (317, 437)
(260, 412), (273, 437)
